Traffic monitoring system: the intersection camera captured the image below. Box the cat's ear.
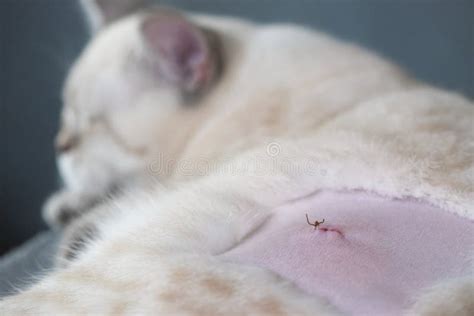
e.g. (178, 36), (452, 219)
(80, 0), (148, 32)
(141, 10), (221, 94)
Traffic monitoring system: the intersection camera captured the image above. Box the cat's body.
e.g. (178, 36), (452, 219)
(43, 6), (413, 227)
(2, 0), (473, 315)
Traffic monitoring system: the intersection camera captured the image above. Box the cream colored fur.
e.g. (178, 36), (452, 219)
(2, 2), (473, 315)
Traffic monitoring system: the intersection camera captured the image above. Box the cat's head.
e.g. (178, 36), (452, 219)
(55, 0), (223, 193)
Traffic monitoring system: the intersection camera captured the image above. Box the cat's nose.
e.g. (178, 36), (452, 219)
(55, 132), (78, 153)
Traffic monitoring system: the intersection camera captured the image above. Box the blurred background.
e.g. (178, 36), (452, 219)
(1, 0), (472, 256)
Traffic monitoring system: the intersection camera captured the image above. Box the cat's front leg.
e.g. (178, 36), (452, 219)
(54, 200), (116, 267)
(42, 189), (104, 227)
(43, 168), (154, 228)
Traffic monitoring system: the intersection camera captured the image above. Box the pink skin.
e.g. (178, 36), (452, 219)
(221, 191), (473, 315)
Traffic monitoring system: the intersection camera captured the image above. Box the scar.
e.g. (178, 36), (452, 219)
(306, 214), (325, 230)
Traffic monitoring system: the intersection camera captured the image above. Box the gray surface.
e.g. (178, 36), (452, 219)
(0, 231), (59, 298)
(2, 0), (88, 254)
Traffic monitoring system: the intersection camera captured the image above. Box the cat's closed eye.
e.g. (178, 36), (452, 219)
(55, 130), (80, 153)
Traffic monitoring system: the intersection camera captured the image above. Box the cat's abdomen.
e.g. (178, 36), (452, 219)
(222, 190), (473, 315)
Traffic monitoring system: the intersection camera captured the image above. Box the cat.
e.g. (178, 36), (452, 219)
(2, 0), (473, 314)
(43, 0), (417, 246)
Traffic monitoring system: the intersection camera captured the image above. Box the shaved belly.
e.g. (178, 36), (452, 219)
(222, 191), (473, 315)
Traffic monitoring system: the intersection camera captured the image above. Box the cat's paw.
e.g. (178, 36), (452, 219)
(56, 216), (100, 267)
(42, 190), (97, 227)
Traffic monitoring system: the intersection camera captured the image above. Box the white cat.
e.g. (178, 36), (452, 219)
(2, 0), (473, 314)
